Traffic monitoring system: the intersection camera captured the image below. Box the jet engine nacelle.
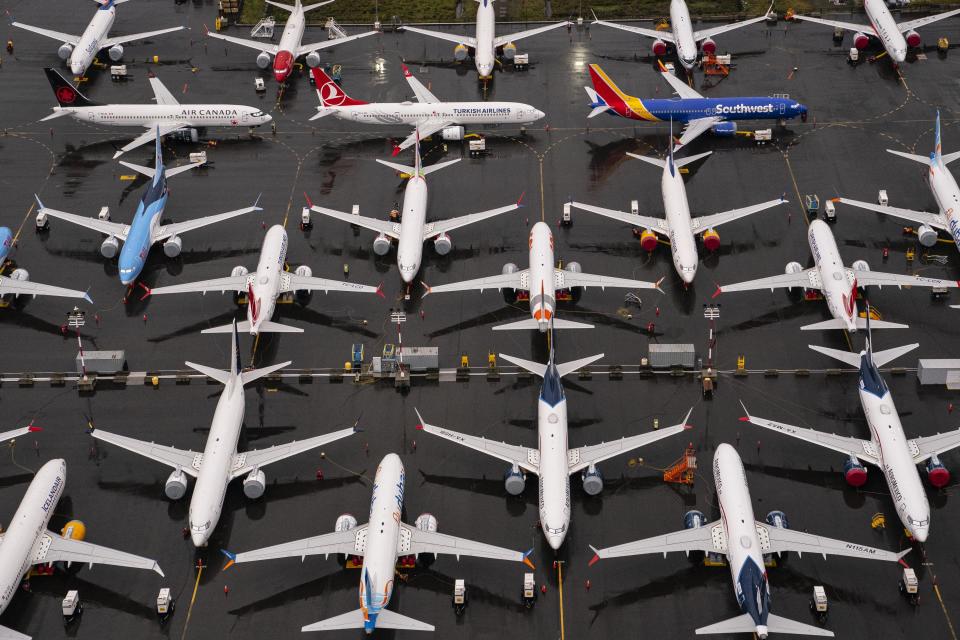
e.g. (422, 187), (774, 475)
(305, 51), (322, 68)
(905, 30), (922, 48)
(442, 125), (465, 141)
(639, 229), (658, 252)
(926, 454), (951, 488)
(61, 519), (86, 541)
(170, 128), (200, 143)
(10, 268), (29, 282)
(702, 228), (721, 252)
(651, 39), (668, 56)
(294, 265), (314, 303)
(700, 38), (717, 54)
(454, 43), (469, 61)
(433, 232), (452, 255)
(231, 265), (249, 278)
(100, 236), (119, 259)
(785, 261), (803, 275)
(335, 513), (358, 532)
(711, 121), (737, 136)
(852, 259), (870, 272)
(853, 32), (870, 50)
(295, 265), (313, 278)
(504, 464), (526, 495)
(917, 223), (938, 247)
(683, 509), (707, 562)
(415, 513), (438, 533)
(58, 43), (74, 61)
(765, 510), (790, 562)
(843, 455), (868, 487)
(581, 464), (603, 496)
(502, 262), (519, 303)
(565, 261), (583, 302)
(242, 467), (266, 499)
(502, 42), (517, 60)
(163, 234), (182, 258)
(108, 44), (124, 61)
(257, 52), (272, 69)
(165, 469), (188, 500)
(373, 233), (391, 256)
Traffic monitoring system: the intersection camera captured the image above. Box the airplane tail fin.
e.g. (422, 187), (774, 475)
(587, 64), (631, 116)
(300, 608), (435, 633)
(668, 118), (676, 176)
(934, 109), (943, 167)
(311, 68), (368, 107)
(44, 68), (100, 108)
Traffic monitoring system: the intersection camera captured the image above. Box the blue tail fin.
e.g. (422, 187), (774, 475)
(153, 127), (164, 185)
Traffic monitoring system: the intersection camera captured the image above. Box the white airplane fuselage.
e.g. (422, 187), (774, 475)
(57, 104), (272, 129)
(536, 380), (572, 550)
(661, 161), (699, 282)
(69, 4), (116, 75)
(328, 102), (543, 128)
(528, 221), (558, 332)
(807, 219), (859, 332)
(474, 0), (497, 77)
(928, 160), (960, 251)
(396, 177), (429, 283)
(670, 0), (698, 69)
(273, 6), (307, 82)
(864, 0), (908, 62)
(246, 225), (288, 333)
(0, 459), (67, 612)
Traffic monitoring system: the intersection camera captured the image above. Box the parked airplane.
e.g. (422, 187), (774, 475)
(585, 62), (807, 150)
(221, 452), (532, 633)
(310, 133), (519, 289)
(400, 1), (569, 79)
(310, 65), (544, 155)
(144, 225), (381, 334)
(0, 458), (163, 640)
(838, 112), (960, 254)
(36, 129), (260, 287)
(89, 322), (356, 547)
(417, 333), (691, 549)
(12, 0), (182, 77)
(589, 444), (908, 638)
(791, 0), (960, 64)
(715, 219), (958, 331)
(423, 220), (662, 330)
(571, 135), (786, 284)
(0, 226), (92, 302)
(40, 68), (272, 158)
(742, 310), (960, 543)
(206, 0), (376, 83)
(591, 1), (774, 70)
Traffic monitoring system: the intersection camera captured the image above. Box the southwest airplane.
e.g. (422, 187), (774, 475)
(586, 62), (807, 150)
(89, 322), (356, 547)
(791, 0), (960, 65)
(146, 224), (381, 334)
(400, 0), (570, 79)
(589, 444), (908, 638)
(0, 459), (164, 640)
(310, 65), (544, 155)
(742, 310), (960, 543)
(36, 129), (260, 287)
(572, 136), (786, 284)
(206, 0), (376, 83)
(41, 68), (272, 158)
(423, 220), (663, 331)
(417, 333), (691, 549)
(12, 0), (182, 77)
(592, 1), (774, 70)
(715, 219), (958, 331)
(221, 453), (531, 633)
(311, 132), (519, 288)
(0, 227), (92, 303)
(838, 112), (960, 254)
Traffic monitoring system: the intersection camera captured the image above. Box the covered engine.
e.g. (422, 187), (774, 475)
(58, 43), (74, 61)
(711, 121), (738, 136)
(433, 233), (452, 256)
(651, 39), (668, 56)
(415, 513), (438, 533)
(295, 265), (313, 303)
(700, 38), (717, 55)
(10, 268), (29, 282)
(257, 51), (272, 69)
(502, 42), (517, 60)
(905, 30), (922, 48)
(243, 467), (266, 499)
(683, 510), (707, 562)
(335, 513), (358, 532)
(926, 454), (951, 488)
(442, 126), (465, 141)
(58, 520), (87, 571)
(853, 32), (870, 50)
(108, 44), (124, 62)
(454, 43), (469, 61)
(502, 262), (519, 303)
(170, 128), (200, 143)
(917, 223), (938, 247)
(305, 51), (322, 68)
(163, 234), (182, 258)
(165, 469), (188, 500)
(639, 229), (658, 252)
(785, 261), (803, 275)
(504, 464), (526, 495)
(852, 259), (869, 272)
(702, 229), (721, 252)
(373, 233), (391, 256)
(231, 265), (249, 278)
(843, 455), (868, 487)
(765, 510), (790, 562)
(565, 261), (583, 303)
(100, 236), (119, 259)
(581, 464), (603, 496)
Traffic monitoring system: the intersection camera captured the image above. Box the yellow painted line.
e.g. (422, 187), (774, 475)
(557, 561), (565, 640)
(934, 583), (958, 640)
(178, 564), (204, 640)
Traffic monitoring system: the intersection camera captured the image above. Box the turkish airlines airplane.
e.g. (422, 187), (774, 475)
(221, 453), (531, 633)
(13, 0), (182, 77)
(589, 444), (908, 638)
(310, 65), (544, 155)
(792, 0), (960, 64)
(592, 0), (773, 70)
(206, 0), (376, 83)
(400, 0), (569, 79)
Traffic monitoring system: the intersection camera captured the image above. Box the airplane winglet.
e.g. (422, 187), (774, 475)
(522, 548), (535, 569)
(220, 549), (237, 570)
(391, 145), (401, 157)
(303, 191), (314, 208)
(588, 546), (602, 566)
(897, 550), (912, 564)
(414, 408), (426, 430)
(517, 191), (526, 207)
(420, 280), (432, 298)
(138, 282), (152, 300)
(27, 425), (42, 433)
(83, 289), (93, 304)
(33, 194), (44, 210)
(253, 192), (263, 209)
(738, 400), (752, 422)
(375, 282), (385, 299)
(402, 63), (411, 77)
(711, 284), (722, 299)
(654, 276), (665, 293)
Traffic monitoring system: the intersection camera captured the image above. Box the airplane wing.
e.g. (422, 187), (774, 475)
(493, 21), (571, 47)
(90, 429), (201, 477)
(897, 8), (960, 33)
(424, 203), (520, 239)
(569, 409), (691, 474)
(153, 205), (261, 242)
(227, 527), (367, 565)
(693, 11), (771, 42)
(395, 120), (452, 154)
(740, 405), (878, 466)
(282, 272), (380, 295)
(230, 427), (356, 479)
(569, 202), (669, 234)
(790, 14), (873, 34)
(757, 522), (908, 562)
(676, 117), (723, 150)
(400, 523), (527, 563)
(718, 267), (822, 294)
(310, 205), (400, 239)
(37, 204), (130, 240)
(148, 76), (180, 106)
(658, 64), (703, 99)
(148, 274), (252, 296)
(36, 533), (163, 575)
(0, 624), (30, 640)
(399, 25), (477, 47)
(0, 426), (42, 442)
(113, 123), (189, 159)
(297, 30), (378, 57)
(836, 198), (946, 231)
(590, 521), (726, 561)
(0, 275), (90, 302)
(11, 22), (80, 45)
(691, 198), (787, 231)
(849, 269), (959, 289)
(401, 64), (439, 104)
(206, 31), (279, 55)
(909, 429), (960, 464)
(590, 18), (676, 42)
(424, 269), (529, 296)
(416, 410), (539, 474)
(102, 26), (185, 49)
(555, 269), (663, 291)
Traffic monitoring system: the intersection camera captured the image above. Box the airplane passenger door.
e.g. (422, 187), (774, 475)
(241, 112), (249, 124)
(779, 103), (785, 115)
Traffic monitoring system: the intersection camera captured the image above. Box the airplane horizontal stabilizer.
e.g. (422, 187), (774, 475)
(0, 622), (31, 640)
(492, 317), (594, 331)
(799, 318), (908, 331)
(556, 353), (604, 378)
(498, 353), (547, 378)
(694, 613), (756, 635)
(870, 343), (920, 368)
(765, 613), (835, 637)
(300, 608), (434, 632)
(184, 361), (231, 385)
(855, 317), (909, 330)
(202, 321), (251, 334)
(253, 320), (304, 333)
(240, 360), (292, 386)
(118, 160), (203, 180)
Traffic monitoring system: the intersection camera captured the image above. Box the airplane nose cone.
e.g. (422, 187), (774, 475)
(478, 63), (493, 77)
(70, 63), (84, 76)
(911, 525), (929, 543)
(894, 49), (907, 63)
(680, 269), (696, 284)
(535, 109), (545, 120)
(546, 533), (565, 550)
(190, 531), (208, 548)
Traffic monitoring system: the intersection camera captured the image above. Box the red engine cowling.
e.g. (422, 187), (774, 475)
(843, 455), (868, 487)
(639, 229), (658, 252)
(905, 30), (921, 48)
(702, 229), (720, 252)
(853, 32), (870, 50)
(700, 38), (717, 55)
(652, 39), (668, 56)
(927, 455), (950, 488)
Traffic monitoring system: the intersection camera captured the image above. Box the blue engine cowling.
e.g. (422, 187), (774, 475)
(504, 464), (526, 496)
(711, 121), (738, 136)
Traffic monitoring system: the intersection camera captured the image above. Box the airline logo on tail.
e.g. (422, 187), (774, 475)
(56, 86), (78, 105)
(586, 64), (659, 122)
(311, 68), (367, 107)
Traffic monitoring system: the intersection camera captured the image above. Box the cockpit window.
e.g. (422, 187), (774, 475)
(251, 111), (266, 118)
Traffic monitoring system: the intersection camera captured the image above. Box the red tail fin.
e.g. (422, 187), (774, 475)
(311, 68), (368, 107)
(588, 64), (630, 115)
